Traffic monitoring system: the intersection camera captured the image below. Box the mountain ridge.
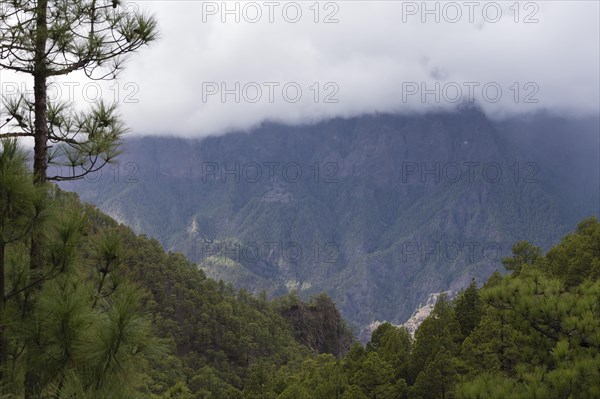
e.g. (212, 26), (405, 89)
(61, 108), (600, 331)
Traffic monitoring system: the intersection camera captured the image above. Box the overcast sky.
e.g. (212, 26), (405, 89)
(2, 1), (599, 137)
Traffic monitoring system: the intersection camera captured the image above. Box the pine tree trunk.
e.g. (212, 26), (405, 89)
(32, 74), (48, 185)
(29, 0), (48, 279)
(33, 0), (48, 185)
(0, 240), (6, 380)
(25, 1), (48, 396)
(29, 0), (48, 314)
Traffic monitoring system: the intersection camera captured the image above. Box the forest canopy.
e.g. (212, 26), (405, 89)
(1, 138), (599, 398)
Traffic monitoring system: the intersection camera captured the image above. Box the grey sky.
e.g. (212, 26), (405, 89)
(2, 1), (599, 137)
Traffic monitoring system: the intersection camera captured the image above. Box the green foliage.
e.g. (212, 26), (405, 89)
(454, 279), (482, 338)
(541, 216), (600, 286)
(110, 225), (316, 395)
(3, 139), (600, 398)
(0, 142), (332, 397)
(264, 217), (600, 399)
(1, 140), (165, 397)
(368, 323), (411, 380)
(412, 346), (459, 399)
(351, 352), (397, 398)
(410, 295), (462, 383)
(501, 241), (542, 274)
(457, 217), (600, 398)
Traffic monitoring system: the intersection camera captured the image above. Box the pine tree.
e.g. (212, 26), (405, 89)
(0, 0), (157, 183)
(412, 346), (458, 399)
(410, 295), (461, 383)
(351, 352), (396, 399)
(501, 241), (542, 275)
(369, 323), (412, 381)
(454, 279), (482, 338)
(0, 141), (164, 397)
(0, 139), (37, 387)
(542, 217), (600, 287)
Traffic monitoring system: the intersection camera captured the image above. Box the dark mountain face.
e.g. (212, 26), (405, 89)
(61, 109), (599, 331)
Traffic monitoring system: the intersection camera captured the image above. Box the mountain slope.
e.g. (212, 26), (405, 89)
(62, 108), (600, 330)
(60, 190), (352, 396)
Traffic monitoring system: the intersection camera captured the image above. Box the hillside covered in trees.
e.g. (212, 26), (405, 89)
(0, 140), (352, 397)
(1, 0), (598, 396)
(2, 138), (600, 398)
(64, 110), (600, 332)
(235, 216), (600, 399)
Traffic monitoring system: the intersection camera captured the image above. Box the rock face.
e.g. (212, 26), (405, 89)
(402, 291), (454, 335)
(61, 109), (599, 332)
(278, 293), (354, 356)
(361, 290), (454, 341)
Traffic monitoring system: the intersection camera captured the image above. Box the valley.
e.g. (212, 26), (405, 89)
(61, 109), (600, 334)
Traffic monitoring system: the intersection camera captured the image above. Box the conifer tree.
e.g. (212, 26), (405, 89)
(0, 141), (164, 397)
(454, 279), (482, 338)
(0, 139), (37, 384)
(0, 0), (158, 183)
(410, 294), (461, 383)
(501, 240), (542, 274)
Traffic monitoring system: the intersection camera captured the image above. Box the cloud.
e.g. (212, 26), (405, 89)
(2, 1), (599, 137)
